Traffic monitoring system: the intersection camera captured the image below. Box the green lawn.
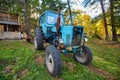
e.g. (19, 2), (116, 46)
(0, 39), (120, 80)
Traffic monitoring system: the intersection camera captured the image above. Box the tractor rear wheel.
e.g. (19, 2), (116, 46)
(74, 46), (92, 65)
(34, 28), (44, 50)
(45, 46), (61, 77)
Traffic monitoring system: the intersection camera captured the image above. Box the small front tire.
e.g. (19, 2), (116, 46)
(74, 46), (92, 65)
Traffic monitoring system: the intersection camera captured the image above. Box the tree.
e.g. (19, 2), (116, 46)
(22, 0), (30, 40)
(82, 0), (109, 40)
(83, 0), (120, 41)
(67, 0), (73, 25)
(40, 0), (67, 12)
(0, 0), (22, 14)
(109, 0), (119, 41)
(73, 10), (95, 37)
(100, 0), (109, 40)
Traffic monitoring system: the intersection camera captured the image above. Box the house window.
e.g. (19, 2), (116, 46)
(4, 25), (19, 32)
(8, 25), (19, 32)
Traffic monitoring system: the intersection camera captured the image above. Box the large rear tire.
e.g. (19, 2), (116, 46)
(34, 28), (44, 50)
(74, 46), (92, 65)
(45, 46), (61, 77)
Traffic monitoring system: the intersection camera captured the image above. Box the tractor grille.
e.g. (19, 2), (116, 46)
(66, 34), (70, 46)
(72, 34), (82, 46)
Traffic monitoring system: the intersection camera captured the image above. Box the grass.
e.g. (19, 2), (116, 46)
(0, 39), (120, 80)
(88, 38), (120, 79)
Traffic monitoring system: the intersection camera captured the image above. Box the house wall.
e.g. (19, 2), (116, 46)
(0, 13), (18, 23)
(0, 25), (21, 39)
(0, 32), (21, 39)
(0, 12), (22, 39)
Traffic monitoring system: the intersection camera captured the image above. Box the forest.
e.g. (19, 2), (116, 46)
(0, 0), (120, 41)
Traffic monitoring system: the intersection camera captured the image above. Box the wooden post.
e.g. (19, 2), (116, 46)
(0, 25), (3, 36)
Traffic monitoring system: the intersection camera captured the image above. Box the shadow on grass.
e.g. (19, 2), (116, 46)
(0, 58), (15, 80)
(0, 59), (10, 70)
(0, 73), (6, 80)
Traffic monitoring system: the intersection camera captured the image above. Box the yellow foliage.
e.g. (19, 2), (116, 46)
(95, 19), (112, 39)
(96, 20), (105, 39)
(73, 10), (114, 39)
(73, 9), (120, 39)
(73, 13), (95, 37)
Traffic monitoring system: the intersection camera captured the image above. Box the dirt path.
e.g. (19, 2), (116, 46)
(26, 40), (116, 80)
(87, 65), (114, 80)
(33, 53), (44, 66)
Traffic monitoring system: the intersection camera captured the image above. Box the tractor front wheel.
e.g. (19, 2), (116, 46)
(74, 46), (92, 65)
(45, 46), (61, 77)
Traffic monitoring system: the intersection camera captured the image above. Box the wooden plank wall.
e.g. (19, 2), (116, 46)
(0, 13), (18, 23)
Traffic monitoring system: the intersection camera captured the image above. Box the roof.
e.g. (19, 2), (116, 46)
(0, 21), (20, 25)
(40, 10), (64, 18)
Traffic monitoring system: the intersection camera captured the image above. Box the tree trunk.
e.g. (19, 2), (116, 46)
(109, 0), (118, 41)
(67, 0), (73, 25)
(100, 0), (109, 40)
(23, 0), (30, 41)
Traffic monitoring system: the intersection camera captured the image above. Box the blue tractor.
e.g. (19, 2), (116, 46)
(34, 8), (92, 77)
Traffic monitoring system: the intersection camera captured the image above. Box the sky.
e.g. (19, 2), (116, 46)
(62, 0), (110, 18)
(38, 0), (110, 18)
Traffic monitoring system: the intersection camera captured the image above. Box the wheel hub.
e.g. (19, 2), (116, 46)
(49, 56), (52, 63)
(75, 52), (87, 63)
(34, 37), (37, 49)
(46, 54), (54, 73)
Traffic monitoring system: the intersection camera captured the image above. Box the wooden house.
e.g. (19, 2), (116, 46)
(0, 12), (22, 39)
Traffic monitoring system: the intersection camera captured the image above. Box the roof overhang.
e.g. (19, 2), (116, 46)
(0, 21), (20, 25)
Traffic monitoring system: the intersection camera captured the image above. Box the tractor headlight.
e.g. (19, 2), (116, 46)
(84, 33), (88, 42)
(84, 37), (88, 42)
(59, 38), (64, 44)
